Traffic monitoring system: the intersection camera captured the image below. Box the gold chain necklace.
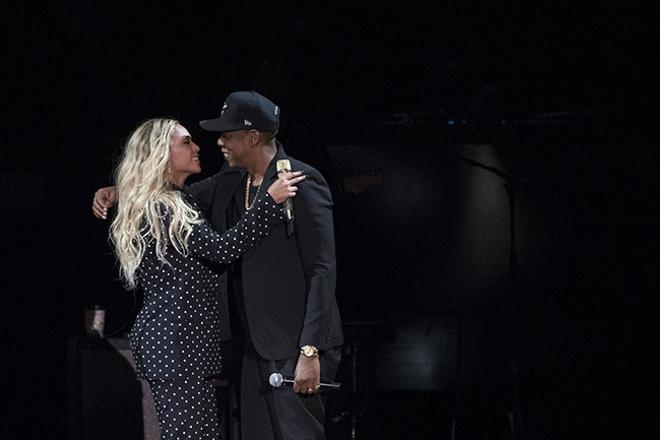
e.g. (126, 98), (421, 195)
(244, 175), (263, 210)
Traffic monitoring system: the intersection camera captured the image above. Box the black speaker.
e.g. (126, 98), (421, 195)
(66, 336), (160, 440)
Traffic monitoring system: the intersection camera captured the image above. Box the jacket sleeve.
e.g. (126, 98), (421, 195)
(186, 193), (283, 264)
(294, 170), (337, 348)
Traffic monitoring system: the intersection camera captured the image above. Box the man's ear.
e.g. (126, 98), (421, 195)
(248, 129), (260, 147)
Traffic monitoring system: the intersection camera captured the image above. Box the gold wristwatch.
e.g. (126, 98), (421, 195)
(300, 345), (319, 358)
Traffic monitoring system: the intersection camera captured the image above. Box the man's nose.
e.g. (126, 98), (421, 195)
(217, 137), (224, 147)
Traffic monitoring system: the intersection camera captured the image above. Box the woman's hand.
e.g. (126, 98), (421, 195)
(267, 171), (306, 204)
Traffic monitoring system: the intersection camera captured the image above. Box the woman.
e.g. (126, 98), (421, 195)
(110, 118), (303, 439)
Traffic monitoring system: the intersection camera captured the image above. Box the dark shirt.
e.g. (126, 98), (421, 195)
(227, 178), (261, 345)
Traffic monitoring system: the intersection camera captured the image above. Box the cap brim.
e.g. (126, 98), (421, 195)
(199, 118), (244, 132)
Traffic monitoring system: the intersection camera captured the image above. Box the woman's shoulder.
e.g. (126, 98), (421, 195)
(144, 192), (201, 230)
(156, 188), (201, 211)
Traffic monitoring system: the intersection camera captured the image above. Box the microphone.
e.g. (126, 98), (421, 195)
(268, 372), (341, 391)
(276, 159), (295, 237)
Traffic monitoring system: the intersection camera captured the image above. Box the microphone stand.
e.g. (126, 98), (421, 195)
(430, 134), (528, 440)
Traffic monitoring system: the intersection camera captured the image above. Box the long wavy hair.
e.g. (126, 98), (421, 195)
(110, 118), (201, 289)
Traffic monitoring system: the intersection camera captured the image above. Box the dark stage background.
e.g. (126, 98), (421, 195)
(2, 3), (657, 439)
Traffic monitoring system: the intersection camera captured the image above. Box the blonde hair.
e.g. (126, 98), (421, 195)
(110, 118), (201, 289)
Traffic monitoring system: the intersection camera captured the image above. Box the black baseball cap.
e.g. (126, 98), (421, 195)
(199, 90), (280, 132)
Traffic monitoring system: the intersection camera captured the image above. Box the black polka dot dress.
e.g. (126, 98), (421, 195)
(129, 191), (281, 440)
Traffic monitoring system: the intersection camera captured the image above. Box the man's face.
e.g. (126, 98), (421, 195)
(217, 129), (255, 168)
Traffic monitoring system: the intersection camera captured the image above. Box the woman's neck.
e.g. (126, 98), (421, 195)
(170, 172), (187, 189)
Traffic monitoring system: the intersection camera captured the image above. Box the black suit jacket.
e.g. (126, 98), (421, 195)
(186, 143), (343, 360)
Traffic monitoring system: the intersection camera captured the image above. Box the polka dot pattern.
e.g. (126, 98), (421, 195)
(149, 378), (220, 440)
(129, 192), (282, 382)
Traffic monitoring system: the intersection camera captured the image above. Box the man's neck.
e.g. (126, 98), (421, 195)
(246, 143), (277, 185)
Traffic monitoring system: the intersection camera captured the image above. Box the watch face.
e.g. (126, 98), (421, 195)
(301, 346), (317, 357)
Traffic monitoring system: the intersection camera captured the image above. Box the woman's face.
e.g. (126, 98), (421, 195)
(169, 124), (201, 181)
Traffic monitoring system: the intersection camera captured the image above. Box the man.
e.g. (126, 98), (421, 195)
(94, 91), (343, 440)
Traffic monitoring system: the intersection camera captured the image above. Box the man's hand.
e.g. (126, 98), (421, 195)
(293, 354), (321, 395)
(92, 186), (117, 219)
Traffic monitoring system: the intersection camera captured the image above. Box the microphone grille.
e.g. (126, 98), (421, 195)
(268, 372), (284, 387)
(276, 159), (291, 173)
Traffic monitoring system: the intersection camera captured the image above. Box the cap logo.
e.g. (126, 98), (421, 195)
(244, 119), (253, 126)
(220, 103), (228, 115)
